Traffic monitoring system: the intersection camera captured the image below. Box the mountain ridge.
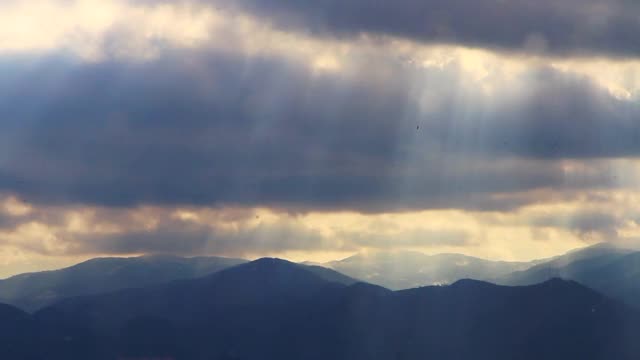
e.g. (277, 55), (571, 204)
(323, 250), (537, 290)
(12, 257), (638, 360)
(0, 255), (248, 312)
(497, 243), (640, 308)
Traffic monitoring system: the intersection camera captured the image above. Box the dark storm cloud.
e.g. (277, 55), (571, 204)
(153, 0), (640, 58)
(0, 48), (637, 212)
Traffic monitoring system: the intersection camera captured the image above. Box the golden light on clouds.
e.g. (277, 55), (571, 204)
(0, 0), (215, 59)
(1, 182), (639, 278)
(3, 184), (637, 274)
(2, 196), (32, 216)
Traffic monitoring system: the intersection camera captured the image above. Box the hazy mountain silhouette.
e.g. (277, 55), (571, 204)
(10, 258), (638, 360)
(323, 250), (536, 289)
(498, 243), (640, 308)
(584, 252), (640, 308)
(0, 255), (247, 311)
(498, 243), (633, 285)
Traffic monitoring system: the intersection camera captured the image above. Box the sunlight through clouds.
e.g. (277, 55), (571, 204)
(0, 0), (639, 277)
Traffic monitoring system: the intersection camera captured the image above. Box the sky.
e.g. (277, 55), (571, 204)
(1, 0), (640, 278)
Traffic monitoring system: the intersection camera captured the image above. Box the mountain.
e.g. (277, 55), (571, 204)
(21, 258), (640, 360)
(323, 250), (535, 289)
(0, 255), (247, 312)
(497, 243), (640, 308)
(0, 303), (36, 359)
(301, 264), (360, 285)
(385, 278), (640, 360)
(584, 252), (640, 308)
(34, 258), (355, 360)
(498, 243), (634, 285)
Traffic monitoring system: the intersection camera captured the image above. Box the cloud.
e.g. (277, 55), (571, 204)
(197, 0), (640, 58)
(0, 45), (638, 212)
(0, 213), (20, 230)
(0, 203), (335, 256)
(69, 217), (332, 256)
(2, 192), (639, 267)
(0, 0), (217, 59)
(6, 0), (639, 61)
(532, 210), (621, 240)
(2, 0), (640, 277)
(0, 195), (66, 231)
(479, 69), (640, 159)
(0, 203), (474, 258)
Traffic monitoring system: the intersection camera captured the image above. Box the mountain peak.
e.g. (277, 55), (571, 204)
(0, 255), (247, 312)
(250, 257), (295, 266)
(219, 258), (356, 287)
(537, 277), (585, 289)
(209, 257), (342, 287)
(449, 278), (497, 289)
(566, 242), (631, 257)
(233, 257), (301, 274)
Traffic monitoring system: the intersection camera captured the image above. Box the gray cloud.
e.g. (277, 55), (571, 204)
(481, 69), (640, 159)
(67, 218), (332, 256)
(168, 0), (640, 58)
(0, 213), (21, 230)
(532, 210), (621, 239)
(0, 47), (637, 212)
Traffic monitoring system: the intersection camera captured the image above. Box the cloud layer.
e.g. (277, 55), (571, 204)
(0, 0), (639, 275)
(0, 46), (637, 211)
(203, 0), (640, 57)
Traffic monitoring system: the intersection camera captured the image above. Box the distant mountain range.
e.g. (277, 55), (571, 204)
(0, 255), (247, 312)
(3, 243), (640, 313)
(321, 251), (537, 290)
(497, 243), (640, 309)
(319, 244), (640, 310)
(1, 258), (639, 359)
(0, 254), (359, 312)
